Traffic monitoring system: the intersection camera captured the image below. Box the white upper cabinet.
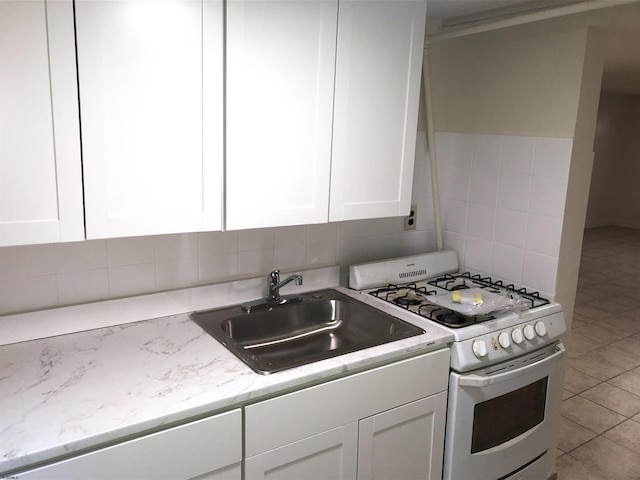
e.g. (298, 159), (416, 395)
(225, 0), (338, 230)
(0, 0), (83, 246)
(76, 0), (223, 239)
(330, 0), (426, 222)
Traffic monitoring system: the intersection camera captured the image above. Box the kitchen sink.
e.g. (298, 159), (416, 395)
(190, 289), (425, 374)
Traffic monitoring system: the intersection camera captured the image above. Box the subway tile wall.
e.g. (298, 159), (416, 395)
(0, 134), (437, 317)
(436, 132), (572, 299)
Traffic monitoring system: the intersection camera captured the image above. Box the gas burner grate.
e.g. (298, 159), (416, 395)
(427, 272), (550, 310)
(367, 282), (492, 328)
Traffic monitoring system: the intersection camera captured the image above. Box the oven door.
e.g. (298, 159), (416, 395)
(443, 342), (565, 480)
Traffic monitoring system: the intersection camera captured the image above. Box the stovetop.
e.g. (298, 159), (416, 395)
(350, 251), (566, 371)
(367, 272), (550, 329)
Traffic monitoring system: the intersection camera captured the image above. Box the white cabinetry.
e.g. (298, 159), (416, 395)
(358, 393), (446, 480)
(15, 409), (242, 480)
(244, 349), (449, 480)
(330, 0), (427, 222)
(0, 0), (83, 246)
(225, 0), (338, 230)
(226, 0), (427, 230)
(76, 0), (223, 239)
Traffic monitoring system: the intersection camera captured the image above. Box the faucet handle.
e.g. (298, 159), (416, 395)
(269, 270), (280, 283)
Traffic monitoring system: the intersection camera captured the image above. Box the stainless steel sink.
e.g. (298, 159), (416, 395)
(190, 289), (425, 374)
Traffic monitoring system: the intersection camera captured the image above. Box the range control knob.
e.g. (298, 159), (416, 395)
(535, 321), (547, 337)
(498, 332), (511, 349)
(524, 325), (536, 341)
(512, 328), (524, 344)
(472, 339), (488, 358)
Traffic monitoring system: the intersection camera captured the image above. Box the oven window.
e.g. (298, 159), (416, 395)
(471, 377), (548, 453)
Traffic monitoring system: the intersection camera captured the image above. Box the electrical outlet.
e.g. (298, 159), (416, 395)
(404, 205), (417, 231)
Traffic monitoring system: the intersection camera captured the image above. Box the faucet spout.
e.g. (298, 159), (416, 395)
(241, 270), (304, 312)
(267, 270), (303, 301)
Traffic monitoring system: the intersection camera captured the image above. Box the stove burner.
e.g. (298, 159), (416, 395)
(394, 296), (422, 306)
(437, 313), (467, 325)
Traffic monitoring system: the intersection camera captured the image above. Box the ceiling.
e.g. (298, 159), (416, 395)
(427, 0), (640, 94)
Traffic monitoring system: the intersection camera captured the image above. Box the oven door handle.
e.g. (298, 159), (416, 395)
(459, 343), (565, 388)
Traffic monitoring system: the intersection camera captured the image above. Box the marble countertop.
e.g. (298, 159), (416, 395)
(0, 269), (452, 475)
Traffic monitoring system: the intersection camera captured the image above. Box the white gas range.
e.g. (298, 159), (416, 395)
(349, 250), (567, 480)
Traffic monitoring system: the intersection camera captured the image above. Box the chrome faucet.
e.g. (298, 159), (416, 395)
(241, 270), (303, 312)
(267, 270), (303, 301)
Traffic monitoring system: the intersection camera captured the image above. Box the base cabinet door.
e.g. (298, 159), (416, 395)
(15, 409), (242, 480)
(357, 392), (447, 480)
(245, 423), (358, 480)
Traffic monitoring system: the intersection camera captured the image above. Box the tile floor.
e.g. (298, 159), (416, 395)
(556, 226), (640, 480)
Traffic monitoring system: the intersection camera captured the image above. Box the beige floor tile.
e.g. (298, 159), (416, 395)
(584, 296), (640, 314)
(566, 330), (611, 354)
(557, 416), (598, 452)
(564, 365), (602, 394)
(572, 323), (630, 344)
(607, 335), (640, 357)
(571, 436), (640, 480)
(601, 314), (640, 334)
(555, 453), (614, 480)
(569, 353), (628, 381)
(562, 389), (576, 400)
(604, 419), (640, 455)
(561, 396), (625, 434)
(609, 367), (640, 397)
(573, 304), (614, 321)
(590, 345), (640, 372)
(581, 383), (640, 417)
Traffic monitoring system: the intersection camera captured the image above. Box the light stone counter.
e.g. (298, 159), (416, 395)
(0, 267), (452, 476)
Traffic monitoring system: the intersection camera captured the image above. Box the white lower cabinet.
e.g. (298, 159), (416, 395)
(357, 393), (447, 480)
(15, 409), (242, 480)
(13, 351), (448, 480)
(244, 349), (449, 480)
(245, 423), (359, 480)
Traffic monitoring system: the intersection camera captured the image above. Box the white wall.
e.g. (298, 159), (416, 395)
(428, 25), (593, 300)
(587, 92), (640, 229)
(0, 134), (436, 317)
(585, 92), (631, 228)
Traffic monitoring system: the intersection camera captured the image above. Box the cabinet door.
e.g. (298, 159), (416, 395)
(329, 0), (426, 222)
(77, 0), (223, 239)
(245, 422), (358, 480)
(357, 392), (447, 480)
(0, 0), (83, 246)
(15, 409), (242, 480)
(225, 0), (337, 230)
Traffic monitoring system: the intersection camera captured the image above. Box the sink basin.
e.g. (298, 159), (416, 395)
(190, 289), (425, 374)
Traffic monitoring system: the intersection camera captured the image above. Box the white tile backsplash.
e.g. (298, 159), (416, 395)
(522, 251), (558, 297)
(437, 132), (573, 295)
(533, 137), (572, 179)
(529, 176), (568, 218)
(497, 172), (532, 211)
(494, 208), (528, 248)
(441, 198), (468, 234)
(525, 214), (563, 257)
(466, 203), (496, 241)
(464, 236), (494, 274)
(469, 169), (499, 206)
(471, 134), (502, 172)
(492, 243), (525, 284)
(501, 136), (535, 174)
(57, 269), (110, 306)
(107, 236), (155, 266)
(109, 263), (157, 298)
